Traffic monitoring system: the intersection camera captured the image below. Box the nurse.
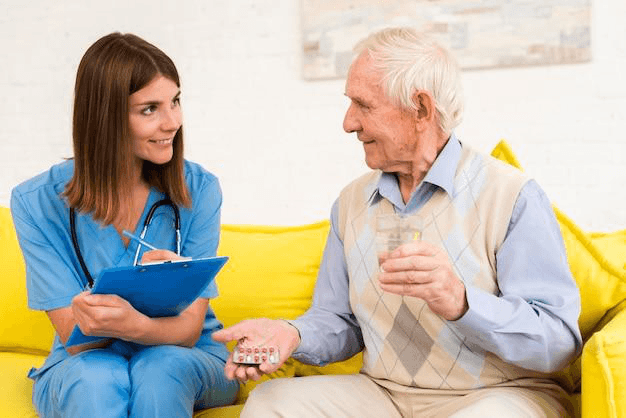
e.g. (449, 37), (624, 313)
(10, 32), (239, 417)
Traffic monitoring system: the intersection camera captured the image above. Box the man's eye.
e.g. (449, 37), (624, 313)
(354, 100), (369, 111)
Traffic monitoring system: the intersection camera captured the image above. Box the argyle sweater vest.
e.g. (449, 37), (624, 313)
(337, 144), (548, 390)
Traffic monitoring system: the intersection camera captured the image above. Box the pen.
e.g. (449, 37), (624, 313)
(122, 230), (158, 251)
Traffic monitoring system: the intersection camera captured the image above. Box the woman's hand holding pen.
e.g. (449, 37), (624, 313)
(122, 230), (189, 265)
(141, 249), (187, 263)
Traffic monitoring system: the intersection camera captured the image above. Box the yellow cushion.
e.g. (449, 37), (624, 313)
(214, 222), (329, 401)
(581, 306), (626, 417)
(0, 352), (46, 418)
(214, 222), (330, 328)
(0, 207), (55, 354)
(490, 140), (626, 338)
(587, 229), (626, 271)
(557, 211), (626, 337)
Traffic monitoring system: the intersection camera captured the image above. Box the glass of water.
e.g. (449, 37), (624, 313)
(375, 213), (423, 266)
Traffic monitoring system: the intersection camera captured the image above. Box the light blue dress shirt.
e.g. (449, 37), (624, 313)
(292, 136), (583, 374)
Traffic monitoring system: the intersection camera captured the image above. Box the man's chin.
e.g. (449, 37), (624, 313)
(364, 157), (381, 171)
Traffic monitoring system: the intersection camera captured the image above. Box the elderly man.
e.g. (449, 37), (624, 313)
(213, 27), (582, 417)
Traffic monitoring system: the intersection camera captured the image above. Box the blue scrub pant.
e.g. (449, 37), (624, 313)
(31, 342), (239, 418)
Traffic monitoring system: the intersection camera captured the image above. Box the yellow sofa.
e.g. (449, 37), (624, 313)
(1, 141), (625, 418)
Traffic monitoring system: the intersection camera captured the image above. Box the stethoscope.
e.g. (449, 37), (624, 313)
(70, 198), (181, 288)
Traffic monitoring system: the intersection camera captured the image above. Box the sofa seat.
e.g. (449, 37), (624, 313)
(0, 353), (45, 418)
(194, 404), (244, 418)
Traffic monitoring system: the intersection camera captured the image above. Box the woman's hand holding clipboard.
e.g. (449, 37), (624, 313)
(65, 252), (229, 348)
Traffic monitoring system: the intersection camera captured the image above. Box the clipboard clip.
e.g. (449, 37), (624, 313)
(139, 257), (192, 267)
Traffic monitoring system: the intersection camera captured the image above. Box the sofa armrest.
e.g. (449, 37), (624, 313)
(581, 300), (626, 418)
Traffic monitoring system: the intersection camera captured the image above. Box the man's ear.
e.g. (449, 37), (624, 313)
(412, 90), (436, 128)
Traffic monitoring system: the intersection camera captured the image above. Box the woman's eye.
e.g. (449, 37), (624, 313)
(141, 105), (157, 115)
(173, 97), (181, 107)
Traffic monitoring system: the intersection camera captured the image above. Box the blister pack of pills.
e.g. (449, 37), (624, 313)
(232, 345), (280, 365)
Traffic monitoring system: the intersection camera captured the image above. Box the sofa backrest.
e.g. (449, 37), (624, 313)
(213, 221), (330, 336)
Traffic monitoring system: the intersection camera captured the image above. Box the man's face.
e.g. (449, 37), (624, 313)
(343, 53), (419, 174)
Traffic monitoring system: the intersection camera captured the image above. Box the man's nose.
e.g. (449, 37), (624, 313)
(343, 103), (360, 133)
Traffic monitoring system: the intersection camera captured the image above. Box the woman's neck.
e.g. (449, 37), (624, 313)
(115, 163), (151, 245)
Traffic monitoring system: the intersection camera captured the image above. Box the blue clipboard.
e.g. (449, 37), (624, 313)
(66, 256), (229, 347)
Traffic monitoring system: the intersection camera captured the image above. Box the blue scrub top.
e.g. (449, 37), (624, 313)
(10, 159), (230, 376)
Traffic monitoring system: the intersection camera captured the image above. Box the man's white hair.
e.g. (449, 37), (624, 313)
(354, 27), (464, 135)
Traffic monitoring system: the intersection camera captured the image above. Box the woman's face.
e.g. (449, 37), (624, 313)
(128, 75), (182, 166)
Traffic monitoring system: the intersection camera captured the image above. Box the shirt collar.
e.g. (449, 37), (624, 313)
(422, 133), (460, 197)
(366, 133), (462, 207)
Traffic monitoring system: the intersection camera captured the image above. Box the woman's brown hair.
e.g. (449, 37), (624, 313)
(64, 32), (190, 225)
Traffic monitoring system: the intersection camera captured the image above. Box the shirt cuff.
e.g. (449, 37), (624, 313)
(450, 285), (501, 344)
(287, 318), (326, 366)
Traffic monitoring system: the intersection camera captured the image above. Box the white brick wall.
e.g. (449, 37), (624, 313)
(1, 0), (624, 231)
